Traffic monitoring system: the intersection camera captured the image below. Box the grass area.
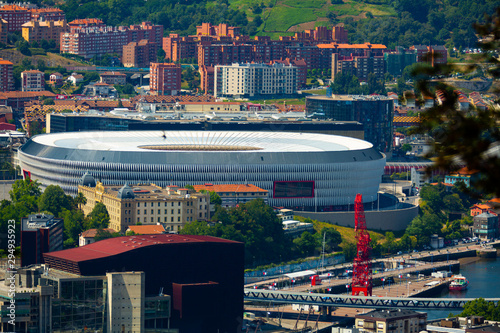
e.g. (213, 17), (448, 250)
(264, 6), (318, 31)
(282, 0), (327, 8)
(0, 49), (88, 67)
(333, 0), (395, 16)
(295, 215), (386, 246)
(249, 97), (306, 105)
(230, 0), (397, 36)
(307, 89), (327, 95)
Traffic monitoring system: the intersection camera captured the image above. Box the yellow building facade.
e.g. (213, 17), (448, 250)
(78, 176), (210, 233)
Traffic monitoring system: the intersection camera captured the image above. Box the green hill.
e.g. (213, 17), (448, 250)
(57, 0), (496, 48)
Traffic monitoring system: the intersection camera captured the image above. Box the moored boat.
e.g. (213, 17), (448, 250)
(449, 274), (469, 291)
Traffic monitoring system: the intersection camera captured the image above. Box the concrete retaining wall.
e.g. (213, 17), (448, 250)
(294, 205), (419, 231)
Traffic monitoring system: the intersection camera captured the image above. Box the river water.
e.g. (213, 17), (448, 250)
(424, 256), (500, 320)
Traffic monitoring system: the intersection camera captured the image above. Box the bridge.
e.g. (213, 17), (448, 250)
(244, 289), (500, 310)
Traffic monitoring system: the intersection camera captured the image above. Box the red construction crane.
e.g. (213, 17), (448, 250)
(351, 193), (372, 296)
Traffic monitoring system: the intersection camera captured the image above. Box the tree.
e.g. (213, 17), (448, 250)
(94, 228), (121, 242)
(405, 213), (444, 246)
(17, 41), (31, 56)
(183, 199), (291, 265)
(401, 143), (412, 155)
(60, 208), (85, 248)
(42, 98), (55, 105)
(86, 202), (110, 229)
(458, 298), (500, 321)
(74, 192), (87, 211)
(29, 120), (44, 137)
(414, 7), (500, 196)
(342, 242), (357, 261)
(293, 231), (318, 257)
(38, 185), (74, 217)
(10, 179), (41, 203)
(318, 227), (342, 252)
(200, 189), (222, 205)
(157, 48), (166, 63)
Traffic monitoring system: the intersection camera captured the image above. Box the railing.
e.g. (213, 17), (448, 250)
(244, 289), (500, 310)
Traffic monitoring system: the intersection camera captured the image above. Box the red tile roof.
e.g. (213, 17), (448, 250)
(80, 228), (115, 238)
(127, 225), (165, 234)
(192, 183), (267, 193)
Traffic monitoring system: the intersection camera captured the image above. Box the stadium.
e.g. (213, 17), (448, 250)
(18, 131), (385, 209)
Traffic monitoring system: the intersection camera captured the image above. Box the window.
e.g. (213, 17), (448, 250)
(151, 217), (153, 222)
(178, 217), (180, 222)
(178, 209), (180, 214)
(158, 209), (160, 214)
(151, 203), (153, 207)
(144, 210), (146, 214)
(171, 217), (173, 222)
(137, 210), (140, 214)
(171, 209), (174, 214)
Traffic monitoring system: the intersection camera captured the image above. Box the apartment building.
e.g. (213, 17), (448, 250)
(355, 309), (427, 333)
(61, 22), (163, 59)
(127, 21), (163, 45)
(0, 18), (6, 44)
(196, 22), (241, 37)
(332, 51), (385, 81)
(198, 42), (253, 67)
(162, 33), (198, 62)
(384, 47), (417, 76)
(149, 62), (181, 95)
(272, 58), (307, 88)
(0, 4), (30, 32)
(332, 25), (349, 43)
(22, 19), (69, 48)
(199, 64), (215, 94)
(0, 58), (13, 92)
(214, 62), (298, 98)
(60, 26), (129, 59)
(21, 69), (45, 91)
(122, 39), (158, 68)
(29, 7), (65, 21)
(78, 177), (210, 232)
(410, 45), (448, 66)
(100, 71), (127, 85)
(68, 18), (104, 28)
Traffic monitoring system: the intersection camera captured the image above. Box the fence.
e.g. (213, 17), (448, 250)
(245, 254), (344, 284)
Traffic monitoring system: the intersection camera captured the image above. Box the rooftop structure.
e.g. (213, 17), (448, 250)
(355, 309), (427, 333)
(21, 213), (63, 266)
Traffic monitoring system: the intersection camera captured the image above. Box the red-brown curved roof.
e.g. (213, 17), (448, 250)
(44, 234), (238, 264)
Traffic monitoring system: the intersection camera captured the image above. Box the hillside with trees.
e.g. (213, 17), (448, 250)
(54, 0), (497, 48)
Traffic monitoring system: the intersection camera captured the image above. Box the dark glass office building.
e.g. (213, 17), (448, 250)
(305, 95), (394, 152)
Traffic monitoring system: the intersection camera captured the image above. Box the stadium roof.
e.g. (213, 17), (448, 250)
(44, 234), (238, 264)
(30, 131), (373, 153)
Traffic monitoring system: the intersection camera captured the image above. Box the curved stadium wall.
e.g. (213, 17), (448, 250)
(18, 131), (385, 208)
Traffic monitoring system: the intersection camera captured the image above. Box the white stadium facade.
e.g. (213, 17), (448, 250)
(18, 131), (386, 209)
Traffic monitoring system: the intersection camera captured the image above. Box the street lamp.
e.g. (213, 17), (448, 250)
(382, 277), (385, 289)
(346, 284), (350, 294)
